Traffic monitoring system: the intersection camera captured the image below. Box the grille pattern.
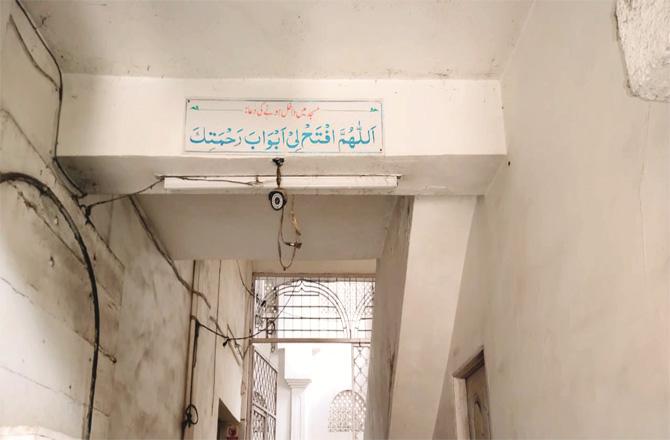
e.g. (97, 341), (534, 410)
(328, 390), (366, 433)
(352, 344), (370, 440)
(254, 276), (374, 339)
(250, 350), (277, 440)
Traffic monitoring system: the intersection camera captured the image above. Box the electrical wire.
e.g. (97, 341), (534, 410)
(193, 280), (294, 345)
(181, 275), (298, 430)
(236, 260), (257, 299)
(196, 278), (298, 350)
(0, 172), (99, 440)
(14, 0), (87, 198)
(164, 175), (258, 186)
(272, 160), (302, 271)
(81, 178), (165, 217)
(277, 195), (302, 271)
(81, 175), (260, 216)
(12, 3), (303, 414)
(11, 3), (269, 433)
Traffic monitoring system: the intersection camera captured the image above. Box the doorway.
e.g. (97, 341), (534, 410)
(246, 275), (374, 440)
(453, 350), (491, 440)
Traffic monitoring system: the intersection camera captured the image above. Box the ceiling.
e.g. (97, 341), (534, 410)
(24, 0), (532, 79)
(19, 0), (529, 262)
(137, 194), (397, 260)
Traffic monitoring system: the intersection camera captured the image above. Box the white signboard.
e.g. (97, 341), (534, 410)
(184, 99), (383, 154)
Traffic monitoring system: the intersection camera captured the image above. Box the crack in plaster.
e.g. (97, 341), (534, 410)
(0, 275), (29, 299)
(0, 109), (125, 274)
(0, 274), (117, 364)
(637, 104), (651, 291)
(0, 364), (113, 416)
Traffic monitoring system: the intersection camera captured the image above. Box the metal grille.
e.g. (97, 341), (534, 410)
(351, 344), (370, 440)
(328, 390), (366, 432)
(250, 349), (277, 440)
(253, 276), (374, 340)
(326, 344), (370, 438)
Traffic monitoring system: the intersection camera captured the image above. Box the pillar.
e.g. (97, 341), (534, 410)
(286, 378), (311, 440)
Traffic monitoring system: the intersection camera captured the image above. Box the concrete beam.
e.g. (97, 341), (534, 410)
(57, 75), (506, 196)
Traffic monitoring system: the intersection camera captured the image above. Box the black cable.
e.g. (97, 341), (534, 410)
(14, 0), (87, 198)
(236, 260), (257, 299)
(182, 321), (200, 431)
(15, 1), (261, 202)
(0, 172), (99, 440)
(81, 178), (164, 218)
(181, 277), (297, 429)
(82, 175), (260, 217)
(189, 278), (295, 345)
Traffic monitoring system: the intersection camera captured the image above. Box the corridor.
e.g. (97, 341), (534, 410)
(1, 1), (669, 439)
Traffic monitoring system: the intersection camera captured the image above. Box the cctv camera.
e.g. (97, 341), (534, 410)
(269, 190), (287, 211)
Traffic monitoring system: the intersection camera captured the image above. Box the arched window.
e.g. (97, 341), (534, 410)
(254, 276), (374, 339)
(328, 390), (366, 433)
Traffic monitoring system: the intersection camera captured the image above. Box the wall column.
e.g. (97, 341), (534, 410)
(286, 378), (311, 440)
(386, 196), (477, 439)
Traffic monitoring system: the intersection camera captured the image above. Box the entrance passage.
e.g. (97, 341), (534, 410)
(248, 275), (374, 440)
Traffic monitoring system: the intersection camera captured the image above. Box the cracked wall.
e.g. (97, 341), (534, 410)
(183, 260), (252, 440)
(434, 1), (670, 438)
(0, 2), (196, 437)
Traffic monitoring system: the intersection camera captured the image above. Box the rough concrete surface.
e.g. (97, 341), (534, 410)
(617, 0), (670, 102)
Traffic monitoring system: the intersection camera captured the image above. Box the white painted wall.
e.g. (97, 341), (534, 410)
(59, 76), (504, 158)
(434, 1), (670, 438)
(55, 75), (505, 197)
(105, 204), (194, 439)
(276, 349), (291, 440)
(388, 196), (475, 439)
(616, 0), (670, 102)
(185, 260), (253, 440)
(275, 344), (357, 440)
(23, 0), (532, 80)
(305, 344), (354, 440)
(137, 194), (396, 261)
(1, 4), (117, 436)
(366, 195), (477, 439)
(366, 197), (411, 440)
(0, 5), (196, 437)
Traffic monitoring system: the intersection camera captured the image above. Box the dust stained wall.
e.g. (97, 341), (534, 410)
(365, 197), (411, 440)
(0, 2), (195, 437)
(185, 260), (252, 440)
(434, 1), (670, 438)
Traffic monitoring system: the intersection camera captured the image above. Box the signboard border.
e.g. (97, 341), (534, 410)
(182, 97), (385, 156)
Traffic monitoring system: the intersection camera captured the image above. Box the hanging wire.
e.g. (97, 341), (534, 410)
(236, 260), (257, 299)
(277, 196), (302, 271)
(272, 159), (302, 271)
(182, 279), (293, 430)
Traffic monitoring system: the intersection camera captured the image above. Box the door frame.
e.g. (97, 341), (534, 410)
(452, 347), (488, 440)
